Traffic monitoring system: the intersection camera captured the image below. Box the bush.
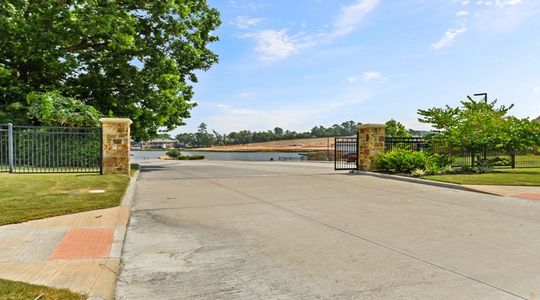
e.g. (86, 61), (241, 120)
(166, 149), (180, 158)
(374, 149), (428, 173)
(187, 154), (205, 160)
(175, 154), (204, 160)
(375, 149), (454, 174)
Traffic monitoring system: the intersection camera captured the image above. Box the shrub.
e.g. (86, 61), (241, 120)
(374, 149), (428, 173)
(411, 168), (426, 177)
(375, 149), (454, 174)
(177, 154), (188, 160)
(166, 149), (180, 158)
(187, 154), (205, 160)
(426, 153), (454, 169)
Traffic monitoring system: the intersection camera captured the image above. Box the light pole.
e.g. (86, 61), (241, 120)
(473, 93), (487, 102)
(473, 92), (488, 161)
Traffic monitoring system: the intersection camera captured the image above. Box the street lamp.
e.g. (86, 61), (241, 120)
(473, 93), (488, 102)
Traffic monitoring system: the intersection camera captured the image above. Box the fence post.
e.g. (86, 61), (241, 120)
(357, 124), (386, 171)
(7, 123), (13, 173)
(99, 118), (132, 175)
(99, 125), (104, 175)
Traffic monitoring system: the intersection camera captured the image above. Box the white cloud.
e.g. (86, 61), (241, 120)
(332, 0), (380, 37)
(475, 0), (522, 6)
(362, 71), (385, 82)
(242, 0), (380, 61)
(234, 16), (264, 29)
(534, 86), (540, 95)
(431, 23), (467, 50)
(348, 71), (386, 82)
(246, 30), (301, 61)
(456, 10), (469, 16)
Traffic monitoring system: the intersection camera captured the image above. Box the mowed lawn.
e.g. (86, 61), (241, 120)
(425, 168), (540, 186)
(0, 278), (84, 300)
(0, 173), (130, 225)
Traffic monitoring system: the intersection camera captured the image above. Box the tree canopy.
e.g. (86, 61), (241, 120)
(175, 121), (361, 147)
(0, 0), (221, 140)
(385, 119), (412, 137)
(418, 96), (540, 153)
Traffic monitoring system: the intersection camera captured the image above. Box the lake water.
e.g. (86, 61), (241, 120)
(131, 150), (307, 162)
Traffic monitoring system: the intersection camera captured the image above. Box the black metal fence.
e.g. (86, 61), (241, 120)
(0, 124), (102, 173)
(385, 136), (540, 169)
(334, 135), (358, 170)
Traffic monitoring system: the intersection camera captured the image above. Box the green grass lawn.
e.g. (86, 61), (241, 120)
(424, 168), (540, 186)
(0, 172), (130, 225)
(0, 278), (84, 300)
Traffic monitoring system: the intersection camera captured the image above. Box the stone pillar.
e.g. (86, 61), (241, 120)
(358, 124), (386, 171)
(100, 118), (132, 175)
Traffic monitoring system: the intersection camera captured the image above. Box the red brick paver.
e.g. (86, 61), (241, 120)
(49, 228), (113, 260)
(511, 193), (540, 200)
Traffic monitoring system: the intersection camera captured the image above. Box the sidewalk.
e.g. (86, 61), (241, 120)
(0, 172), (138, 299)
(463, 184), (540, 200)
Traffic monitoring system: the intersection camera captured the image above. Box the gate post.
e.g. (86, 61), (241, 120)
(358, 124), (386, 171)
(7, 123), (13, 173)
(99, 118), (132, 175)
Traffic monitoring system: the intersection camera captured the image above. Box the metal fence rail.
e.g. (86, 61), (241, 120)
(0, 124), (102, 174)
(334, 135), (358, 170)
(385, 136), (540, 169)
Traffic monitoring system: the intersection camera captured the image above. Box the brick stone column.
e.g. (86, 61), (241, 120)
(358, 124), (386, 171)
(100, 118), (132, 175)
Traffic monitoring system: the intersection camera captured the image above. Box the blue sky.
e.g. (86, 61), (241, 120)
(172, 0), (540, 135)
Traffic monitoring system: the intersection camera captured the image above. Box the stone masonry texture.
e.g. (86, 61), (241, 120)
(358, 124), (386, 171)
(100, 118), (132, 175)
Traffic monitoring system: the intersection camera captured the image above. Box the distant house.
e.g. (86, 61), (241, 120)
(145, 138), (178, 149)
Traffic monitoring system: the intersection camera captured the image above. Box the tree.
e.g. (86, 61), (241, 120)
(0, 1), (221, 140)
(175, 132), (196, 147)
(385, 119), (411, 137)
(274, 127), (284, 136)
(418, 96), (540, 155)
(195, 122), (213, 147)
(156, 133), (172, 140)
(27, 91), (101, 127)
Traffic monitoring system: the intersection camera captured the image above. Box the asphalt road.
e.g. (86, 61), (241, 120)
(116, 160), (540, 299)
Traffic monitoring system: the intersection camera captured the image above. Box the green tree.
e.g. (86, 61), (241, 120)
(418, 96), (540, 154)
(0, 1), (221, 140)
(195, 122), (214, 147)
(175, 132), (196, 147)
(156, 133), (172, 140)
(27, 91), (101, 127)
(385, 119), (411, 137)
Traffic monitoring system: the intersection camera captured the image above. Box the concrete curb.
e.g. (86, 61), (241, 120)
(87, 170), (140, 300)
(350, 170), (500, 196)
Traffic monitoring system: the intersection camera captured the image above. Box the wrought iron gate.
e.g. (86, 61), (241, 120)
(334, 134), (358, 170)
(0, 124), (102, 174)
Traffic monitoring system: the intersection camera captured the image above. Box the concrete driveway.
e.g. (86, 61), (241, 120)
(116, 160), (540, 299)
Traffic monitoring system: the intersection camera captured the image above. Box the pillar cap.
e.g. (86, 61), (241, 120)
(99, 118), (132, 125)
(358, 123), (386, 129)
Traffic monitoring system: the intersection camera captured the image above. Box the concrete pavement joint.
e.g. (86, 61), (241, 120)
(133, 201), (261, 213)
(207, 178), (527, 300)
